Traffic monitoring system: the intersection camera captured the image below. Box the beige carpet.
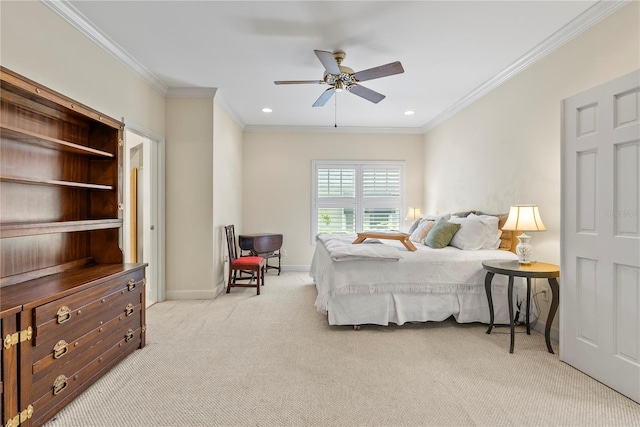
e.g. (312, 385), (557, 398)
(45, 272), (639, 427)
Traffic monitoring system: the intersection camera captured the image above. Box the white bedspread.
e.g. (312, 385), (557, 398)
(311, 233), (524, 323)
(316, 233), (401, 262)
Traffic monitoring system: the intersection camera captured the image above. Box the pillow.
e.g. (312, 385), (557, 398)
(451, 210), (477, 218)
(409, 219), (436, 243)
(476, 211), (514, 251)
(468, 213), (501, 249)
(407, 218), (422, 235)
(425, 218), (461, 249)
(423, 213), (451, 221)
(448, 216), (488, 250)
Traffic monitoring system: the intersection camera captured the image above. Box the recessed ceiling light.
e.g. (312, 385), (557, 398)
(262, 108), (273, 113)
(404, 110), (415, 115)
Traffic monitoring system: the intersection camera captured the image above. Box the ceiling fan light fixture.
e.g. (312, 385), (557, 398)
(275, 49), (404, 108)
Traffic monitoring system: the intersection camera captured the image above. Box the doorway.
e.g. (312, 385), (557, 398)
(124, 128), (165, 307)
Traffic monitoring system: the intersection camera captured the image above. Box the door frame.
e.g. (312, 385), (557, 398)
(123, 121), (166, 304)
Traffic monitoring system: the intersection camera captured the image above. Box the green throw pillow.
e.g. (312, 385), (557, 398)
(425, 218), (461, 249)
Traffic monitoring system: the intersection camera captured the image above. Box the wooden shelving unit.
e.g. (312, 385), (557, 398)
(0, 174), (114, 190)
(0, 67), (146, 427)
(0, 219), (123, 238)
(0, 124), (114, 158)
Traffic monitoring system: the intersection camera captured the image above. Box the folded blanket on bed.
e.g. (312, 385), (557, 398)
(316, 233), (401, 262)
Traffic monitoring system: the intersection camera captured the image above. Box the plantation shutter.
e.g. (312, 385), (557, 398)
(312, 161), (404, 239)
(316, 167), (357, 234)
(362, 166), (402, 231)
(362, 167), (401, 198)
(317, 168), (355, 198)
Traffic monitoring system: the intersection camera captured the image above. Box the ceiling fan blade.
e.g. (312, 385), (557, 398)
(314, 50), (341, 75)
(275, 80), (324, 85)
(313, 88), (336, 107)
(352, 61), (404, 82)
(349, 84), (386, 104)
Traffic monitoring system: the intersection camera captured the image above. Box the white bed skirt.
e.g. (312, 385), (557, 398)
(311, 234), (536, 326)
(326, 288), (531, 326)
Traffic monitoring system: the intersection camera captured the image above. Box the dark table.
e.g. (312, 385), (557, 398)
(483, 259), (560, 354)
(239, 233), (283, 275)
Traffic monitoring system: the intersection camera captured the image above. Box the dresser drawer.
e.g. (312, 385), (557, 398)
(32, 285), (142, 361)
(31, 327), (142, 426)
(34, 270), (144, 329)
(32, 303), (142, 389)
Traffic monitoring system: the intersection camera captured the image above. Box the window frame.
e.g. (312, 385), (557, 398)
(311, 160), (405, 243)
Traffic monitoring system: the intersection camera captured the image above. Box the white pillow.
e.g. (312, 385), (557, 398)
(448, 216), (487, 250)
(468, 213), (501, 249)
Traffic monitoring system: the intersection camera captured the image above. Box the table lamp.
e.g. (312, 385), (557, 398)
(405, 207), (421, 221)
(502, 205), (546, 265)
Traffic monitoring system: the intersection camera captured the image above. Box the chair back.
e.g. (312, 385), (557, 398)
(224, 225), (239, 262)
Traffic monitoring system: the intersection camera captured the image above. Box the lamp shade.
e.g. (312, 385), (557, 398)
(502, 205), (546, 231)
(405, 207), (421, 221)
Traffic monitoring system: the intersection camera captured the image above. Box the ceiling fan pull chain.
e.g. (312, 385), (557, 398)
(334, 92), (338, 128)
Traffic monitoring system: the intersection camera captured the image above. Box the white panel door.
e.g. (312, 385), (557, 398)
(562, 70), (640, 402)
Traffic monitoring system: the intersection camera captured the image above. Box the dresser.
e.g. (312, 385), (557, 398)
(0, 67), (146, 426)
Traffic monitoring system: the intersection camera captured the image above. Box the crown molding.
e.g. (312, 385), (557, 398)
(243, 125), (425, 135)
(41, 0), (169, 95)
(420, 0), (629, 133)
(43, 0), (627, 133)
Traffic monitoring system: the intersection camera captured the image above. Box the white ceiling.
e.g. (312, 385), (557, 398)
(59, 0), (609, 131)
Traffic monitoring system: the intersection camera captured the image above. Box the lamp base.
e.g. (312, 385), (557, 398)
(515, 233), (533, 265)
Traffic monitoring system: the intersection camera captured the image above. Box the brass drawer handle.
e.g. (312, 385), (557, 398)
(124, 329), (134, 342)
(127, 279), (136, 291)
(56, 306), (71, 324)
(125, 303), (134, 317)
(53, 375), (68, 395)
(53, 340), (69, 359)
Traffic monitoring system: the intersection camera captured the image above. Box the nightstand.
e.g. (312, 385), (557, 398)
(482, 260), (559, 354)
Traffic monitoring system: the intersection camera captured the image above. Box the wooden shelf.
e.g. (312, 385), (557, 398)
(1, 67), (140, 427)
(0, 174), (113, 190)
(0, 219), (122, 239)
(0, 124), (114, 158)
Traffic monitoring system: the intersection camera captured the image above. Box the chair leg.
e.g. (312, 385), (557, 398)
(256, 267), (261, 295)
(227, 267), (233, 293)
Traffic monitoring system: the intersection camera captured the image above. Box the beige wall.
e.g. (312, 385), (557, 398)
(213, 99), (244, 294)
(423, 2), (639, 328)
(0, 1), (165, 137)
(165, 97), (215, 299)
(242, 131), (424, 267)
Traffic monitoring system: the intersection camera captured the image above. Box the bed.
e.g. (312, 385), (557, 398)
(310, 212), (535, 326)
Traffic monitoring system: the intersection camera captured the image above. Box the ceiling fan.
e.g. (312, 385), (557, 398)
(275, 50), (404, 107)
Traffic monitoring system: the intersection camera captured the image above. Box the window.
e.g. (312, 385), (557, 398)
(312, 161), (404, 239)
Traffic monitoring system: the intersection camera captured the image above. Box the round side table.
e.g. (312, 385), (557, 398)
(482, 260), (560, 354)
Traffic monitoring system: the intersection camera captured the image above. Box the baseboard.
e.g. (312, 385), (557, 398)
(533, 320), (559, 342)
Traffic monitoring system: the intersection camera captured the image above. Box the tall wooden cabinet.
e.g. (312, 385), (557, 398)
(0, 67), (146, 426)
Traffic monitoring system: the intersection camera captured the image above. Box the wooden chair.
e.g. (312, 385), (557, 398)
(225, 225), (266, 295)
